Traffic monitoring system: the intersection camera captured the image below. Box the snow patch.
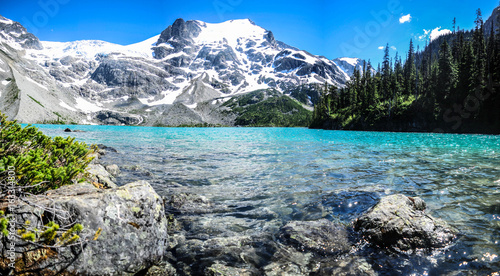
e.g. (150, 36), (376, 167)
(75, 97), (103, 113)
(0, 18), (13, 25)
(1, 80), (10, 86)
(339, 57), (359, 66)
(59, 100), (77, 111)
(34, 35), (160, 61)
(25, 77), (48, 90)
(195, 19), (266, 49)
(140, 89), (184, 106)
(185, 103), (197, 109)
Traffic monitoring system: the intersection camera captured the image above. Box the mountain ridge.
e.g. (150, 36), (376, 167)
(0, 16), (363, 126)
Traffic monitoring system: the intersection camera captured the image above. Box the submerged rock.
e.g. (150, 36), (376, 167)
(317, 256), (377, 276)
(173, 235), (268, 275)
(1, 181), (169, 275)
(354, 194), (457, 251)
(280, 219), (351, 255)
(205, 263), (255, 276)
(105, 164), (121, 177)
(263, 244), (314, 276)
(165, 192), (214, 214)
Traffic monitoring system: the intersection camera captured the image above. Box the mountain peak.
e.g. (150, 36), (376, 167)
(484, 4), (500, 35)
(192, 19), (268, 48)
(0, 14), (42, 50)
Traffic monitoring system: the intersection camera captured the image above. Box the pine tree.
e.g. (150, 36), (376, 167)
(437, 40), (457, 102)
(381, 44), (392, 100)
(472, 8), (486, 93)
(487, 22), (496, 89)
(404, 39), (417, 96)
(457, 41), (474, 102)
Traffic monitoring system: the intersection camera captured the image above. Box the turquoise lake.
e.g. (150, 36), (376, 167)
(35, 125), (500, 275)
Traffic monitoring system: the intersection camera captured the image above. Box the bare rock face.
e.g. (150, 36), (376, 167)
(354, 194), (457, 251)
(0, 15), (42, 50)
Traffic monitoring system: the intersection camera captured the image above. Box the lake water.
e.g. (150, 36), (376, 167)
(35, 125), (500, 275)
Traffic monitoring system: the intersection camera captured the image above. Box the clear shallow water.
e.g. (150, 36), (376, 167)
(35, 125), (500, 275)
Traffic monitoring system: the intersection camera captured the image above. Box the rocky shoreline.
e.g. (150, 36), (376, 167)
(1, 145), (458, 275)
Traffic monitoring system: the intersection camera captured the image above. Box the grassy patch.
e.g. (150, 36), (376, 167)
(223, 89), (313, 127)
(28, 95), (44, 108)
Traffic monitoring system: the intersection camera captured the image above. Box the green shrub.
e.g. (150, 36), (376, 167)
(0, 113), (97, 248)
(0, 112), (95, 194)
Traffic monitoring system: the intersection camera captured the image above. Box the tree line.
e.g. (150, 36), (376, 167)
(312, 8), (500, 133)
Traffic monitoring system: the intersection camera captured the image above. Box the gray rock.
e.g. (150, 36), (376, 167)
(90, 59), (175, 95)
(165, 192), (213, 214)
(484, 6), (500, 35)
(264, 31), (277, 48)
(153, 18), (202, 59)
(0, 15), (42, 49)
(354, 194), (457, 251)
(280, 219), (351, 255)
(95, 110), (143, 125)
(263, 244), (313, 276)
(105, 164), (121, 177)
(87, 163), (118, 188)
(174, 235), (265, 275)
(273, 55), (307, 72)
(317, 256), (377, 276)
(205, 263), (255, 276)
(1, 181), (169, 275)
(96, 144), (119, 153)
(146, 262), (178, 276)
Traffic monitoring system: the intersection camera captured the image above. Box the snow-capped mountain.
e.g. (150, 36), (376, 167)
(333, 57), (374, 78)
(0, 16), (353, 126)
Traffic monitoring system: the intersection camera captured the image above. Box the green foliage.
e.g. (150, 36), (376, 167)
(8, 215), (84, 245)
(40, 221), (59, 241)
(224, 89), (313, 127)
(28, 95), (44, 107)
(312, 10), (500, 133)
(0, 211), (8, 237)
(59, 223), (83, 245)
(0, 112), (95, 193)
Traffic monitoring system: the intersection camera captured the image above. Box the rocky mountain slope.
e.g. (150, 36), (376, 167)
(0, 16), (359, 126)
(484, 5), (500, 35)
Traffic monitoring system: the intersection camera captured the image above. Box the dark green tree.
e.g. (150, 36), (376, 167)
(437, 40), (457, 102)
(404, 39), (417, 97)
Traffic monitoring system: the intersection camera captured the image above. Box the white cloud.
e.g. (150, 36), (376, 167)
(419, 27), (451, 41)
(399, 14), (411, 24)
(429, 27), (451, 41)
(378, 46), (397, 51)
(418, 29), (431, 41)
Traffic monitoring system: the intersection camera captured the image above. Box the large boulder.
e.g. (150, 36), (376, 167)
(0, 181), (169, 275)
(354, 194), (457, 251)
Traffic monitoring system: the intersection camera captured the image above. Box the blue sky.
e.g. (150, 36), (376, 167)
(2, 0), (499, 65)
